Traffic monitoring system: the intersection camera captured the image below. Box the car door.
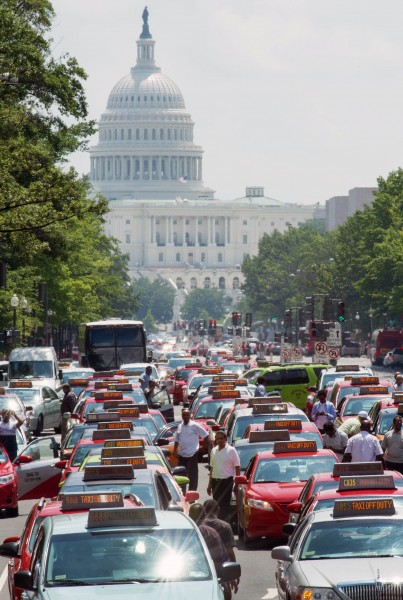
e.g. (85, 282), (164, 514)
(14, 436), (63, 500)
(151, 388), (174, 422)
(43, 387), (61, 428)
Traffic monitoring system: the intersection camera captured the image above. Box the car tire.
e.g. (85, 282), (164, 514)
(34, 415), (44, 437)
(6, 505), (19, 518)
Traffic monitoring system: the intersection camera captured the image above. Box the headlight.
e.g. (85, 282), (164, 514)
(297, 588), (340, 600)
(0, 474), (15, 485)
(247, 497), (274, 511)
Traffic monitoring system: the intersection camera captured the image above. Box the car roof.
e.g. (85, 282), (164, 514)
(257, 449), (335, 459)
(62, 467), (155, 486)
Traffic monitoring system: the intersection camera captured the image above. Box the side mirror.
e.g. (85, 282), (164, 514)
(271, 546), (293, 562)
(167, 503), (183, 512)
(185, 490), (199, 502)
(287, 501), (302, 514)
(3, 536), (20, 544)
(218, 562), (241, 583)
(156, 437), (171, 446)
(212, 424), (220, 432)
(282, 523), (297, 536)
(14, 454), (33, 465)
(54, 460), (67, 470)
(234, 475), (248, 485)
(70, 413), (79, 420)
(14, 571), (35, 592)
(206, 419), (216, 427)
(151, 402), (162, 409)
(0, 541), (19, 558)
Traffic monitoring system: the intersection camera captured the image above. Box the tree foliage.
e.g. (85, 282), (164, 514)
(131, 277), (175, 324)
(181, 288), (227, 321)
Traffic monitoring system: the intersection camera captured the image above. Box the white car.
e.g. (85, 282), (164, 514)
(8, 382), (61, 436)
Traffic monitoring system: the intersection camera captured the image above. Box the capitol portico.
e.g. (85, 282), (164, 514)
(90, 9), (325, 295)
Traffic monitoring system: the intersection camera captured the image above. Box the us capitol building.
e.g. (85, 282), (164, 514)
(89, 8), (324, 297)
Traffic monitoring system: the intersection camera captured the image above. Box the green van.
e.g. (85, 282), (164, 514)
(246, 363), (328, 409)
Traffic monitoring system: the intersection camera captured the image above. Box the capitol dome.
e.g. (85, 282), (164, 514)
(89, 8), (214, 202)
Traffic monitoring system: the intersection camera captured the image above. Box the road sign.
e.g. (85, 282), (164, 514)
(292, 346), (302, 359)
(327, 327), (342, 347)
(328, 347), (340, 360)
(314, 341), (328, 355)
(281, 348), (291, 361)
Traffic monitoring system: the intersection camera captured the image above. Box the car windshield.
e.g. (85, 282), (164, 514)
(232, 413), (308, 442)
(379, 412), (397, 434)
(63, 371), (94, 383)
(135, 418), (158, 440)
(10, 389), (41, 405)
(342, 396), (384, 416)
(220, 364), (246, 374)
(299, 519), (403, 560)
(10, 360), (53, 378)
(71, 445), (94, 467)
(176, 370), (195, 381)
(45, 529), (211, 585)
(253, 457), (336, 483)
(0, 445), (8, 463)
(188, 376), (212, 391)
(195, 399), (235, 419)
(337, 385), (393, 406)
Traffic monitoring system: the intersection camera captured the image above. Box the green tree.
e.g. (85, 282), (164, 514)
(181, 288), (227, 321)
(131, 277), (175, 323)
(143, 309), (157, 333)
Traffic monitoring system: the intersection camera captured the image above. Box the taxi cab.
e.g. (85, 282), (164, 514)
(8, 381), (61, 436)
(11, 507), (240, 598)
(172, 363), (202, 405)
(317, 364), (373, 390)
(370, 405), (402, 440)
(235, 441), (338, 544)
(272, 500), (403, 600)
(0, 491), (141, 600)
(329, 375), (394, 409)
(0, 442), (18, 517)
(335, 384), (392, 426)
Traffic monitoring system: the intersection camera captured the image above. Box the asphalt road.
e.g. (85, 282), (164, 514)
(0, 355), (395, 599)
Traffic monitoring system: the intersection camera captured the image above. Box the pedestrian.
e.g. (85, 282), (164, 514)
(322, 421), (348, 459)
(60, 384), (77, 442)
(395, 374), (403, 391)
(0, 409), (24, 461)
(254, 376), (266, 397)
(342, 419), (383, 463)
(338, 410), (369, 438)
(139, 365), (153, 392)
(173, 408), (208, 490)
(144, 379), (158, 405)
(381, 415), (403, 474)
(310, 389), (336, 433)
(207, 430), (240, 521)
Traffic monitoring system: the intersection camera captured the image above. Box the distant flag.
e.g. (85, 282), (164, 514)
(179, 175), (189, 183)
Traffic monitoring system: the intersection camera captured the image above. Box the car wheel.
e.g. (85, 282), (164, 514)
(34, 415), (44, 437)
(6, 505), (19, 518)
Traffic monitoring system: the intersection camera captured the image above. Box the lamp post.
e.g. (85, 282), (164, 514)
(21, 296), (28, 344)
(10, 294), (19, 346)
(368, 307), (374, 338)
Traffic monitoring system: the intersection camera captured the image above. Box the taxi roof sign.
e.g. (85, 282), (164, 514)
(252, 403), (288, 415)
(335, 365), (360, 372)
(94, 380), (115, 389)
(68, 378), (90, 386)
(333, 498), (395, 518)
(94, 391), (124, 400)
(86, 412), (120, 423)
(392, 392), (403, 401)
(9, 381), (32, 388)
(264, 419), (302, 431)
(249, 396), (282, 406)
(202, 368), (224, 375)
(101, 446), (144, 458)
(398, 403), (403, 415)
(93, 371), (117, 378)
(61, 492), (124, 510)
(273, 440), (317, 453)
(333, 461), (384, 477)
(92, 429), (132, 441)
(101, 456), (147, 468)
(359, 386), (389, 395)
(249, 430), (290, 443)
(106, 383), (132, 391)
(87, 507), (157, 528)
(0, 388), (5, 395)
(350, 376), (379, 385)
(103, 400), (135, 410)
(114, 407), (140, 417)
(97, 421), (133, 430)
(103, 438), (144, 448)
(338, 474), (396, 492)
(83, 464), (134, 481)
(212, 390), (240, 399)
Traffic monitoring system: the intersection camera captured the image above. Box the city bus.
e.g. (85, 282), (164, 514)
(78, 319), (147, 371)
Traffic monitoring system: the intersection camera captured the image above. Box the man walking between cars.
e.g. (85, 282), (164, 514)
(60, 384), (77, 442)
(173, 408), (208, 490)
(342, 419), (383, 463)
(381, 414), (403, 474)
(208, 430), (240, 521)
(311, 389), (336, 433)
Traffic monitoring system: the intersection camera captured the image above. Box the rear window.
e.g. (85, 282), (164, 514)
(263, 370), (282, 386)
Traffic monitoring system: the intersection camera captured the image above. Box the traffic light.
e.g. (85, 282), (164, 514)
(323, 295), (333, 321)
(311, 320), (317, 337)
(227, 327), (233, 335)
(305, 296), (315, 320)
(245, 313), (252, 328)
(235, 327), (242, 336)
(284, 309), (292, 328)
(232, 312), (241, 326)
(298, 308), (305, 327)
(337, 301), (345, 323)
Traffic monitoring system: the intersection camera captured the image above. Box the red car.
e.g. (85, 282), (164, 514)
(235, 441), (338, 544)
(329, 376), (394, 409)
(172, 365), (201, 405)
(0, 491), (141, 600)
(335, 387), (392, 426)
(0, 443), (18, 517)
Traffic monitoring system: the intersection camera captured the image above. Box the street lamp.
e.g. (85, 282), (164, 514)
(10, 294), (19, 346)
(368, 307), (374, 337)
(355, 312), (360, 321)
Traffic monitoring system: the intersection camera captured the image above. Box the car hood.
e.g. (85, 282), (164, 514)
(299, 557), (403, 588)
(252, 482), (304, 502)
(43, 580), (218, 600)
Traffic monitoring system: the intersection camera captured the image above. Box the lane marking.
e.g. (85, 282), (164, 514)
(0, 565), (8, 594)
(261, 588), (278, 600)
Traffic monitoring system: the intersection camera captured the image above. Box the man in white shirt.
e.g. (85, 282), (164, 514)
(342, 420), (383, 463)
(208, 430), (240, 521)
(322, 421), (348, 459)
(173, 408), (208, 490)
(395, 374), (403, 391)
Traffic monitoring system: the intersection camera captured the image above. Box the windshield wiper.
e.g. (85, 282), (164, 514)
(115, 578), (161, 584)
(47, 579), (92, 586)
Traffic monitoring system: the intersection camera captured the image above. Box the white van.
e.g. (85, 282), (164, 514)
(8, 347), (62, 390)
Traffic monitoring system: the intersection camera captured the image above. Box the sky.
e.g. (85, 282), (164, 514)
(50, 0), (403, 204)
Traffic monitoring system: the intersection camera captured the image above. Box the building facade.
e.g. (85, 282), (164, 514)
(325, 187), (377, 230)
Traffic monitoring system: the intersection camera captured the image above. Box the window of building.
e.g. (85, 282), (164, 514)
(201, 253), (206, 262)
(218, 276), (225, 289)
(125, 234), (131, 244)
(215, 219), (219, 225)
(144, 129), (148, 140)
(174, 129), (178, 140)
(156, 219), (160, 225)
(176, 253), (180, 262)
(167, 129), (171, 140)
(173, 219), (177, 225)
(152, 129), (156, 140)
(243, 220), (248, 225)
(136, 129), (140, 140)
(198, 218), (202, 225)
(121, 129), (124, 140)
(160, 129), (164, 140)
(159, 253), (163, 262)
(203, 277), (211, 289)
(232, 277), (240, 290)
(218, 253), (223, 262)
(243, 235), (248, 244)
(190, 278), (197, 289)
(126, 219), (130, 224)
(128, 129), (132, 140)
(185, 219), (189, 225)
(114, 129), (117, 140)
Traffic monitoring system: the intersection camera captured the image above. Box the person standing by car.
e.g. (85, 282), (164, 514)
(310, 389), (336, 433)
(0, 409), (24, 461)
(254, 376), (266, 397)
(60, 384), (77, 442)
(173, 408), (208, 490)
(342, 419), (383, 463)
(395, 374), (403, 391)
(322, 421), (348, 459)
(208, 430), (240, 521)
(381, 415), (403, 474)
(139, 365), (154, 392)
